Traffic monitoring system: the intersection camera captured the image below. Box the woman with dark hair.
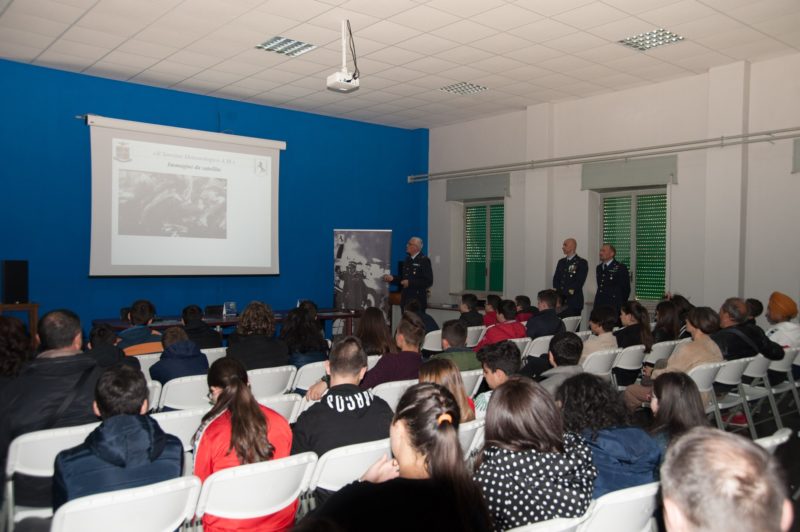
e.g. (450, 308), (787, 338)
(226, 301), (289, 370)
(193, 358), (294, 531)
(419, 358), (475, 422)
(474, 378), (595, 529)
(355, 307), (394, 356)
(649, 372), (709, 454)
(623, 306), (722, 411)
(613, 300), (654, 385)
(669, 294), (694, 338)
(280, 307), (329, 368)
(653, 300), (680, 343)
(0, 316), (31, 390)
(308, 383), (492, 532)
(556, 373), (661, 499)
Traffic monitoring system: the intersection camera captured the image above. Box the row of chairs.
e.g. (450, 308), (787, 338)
(578, 339), (689, 389)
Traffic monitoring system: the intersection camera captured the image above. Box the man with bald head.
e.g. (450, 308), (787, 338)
(553, 238), (588, 318)
(711, 297), (784, 361)
(383, 236), (433, 310)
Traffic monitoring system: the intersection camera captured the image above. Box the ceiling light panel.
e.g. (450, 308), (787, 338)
(256, 36), (317, 57)
(439, 81), (488, 95)
(618, 28), (684, 51)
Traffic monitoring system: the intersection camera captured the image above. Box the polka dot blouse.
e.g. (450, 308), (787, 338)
(474, 432), (597, 531)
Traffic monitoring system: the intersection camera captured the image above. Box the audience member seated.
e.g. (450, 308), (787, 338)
(474, 341), (522, 417)
(652, 300), (680, 343)
(579, 305), (618, 364)
(765, 292), (800, 348)
(280, 306), (329, 368)
(525, 289), (566, 340)
(193, 358), (294, 532)
(432, 320), (480, 370)
(536, 332), (583, 395)
(298, 299), (324, 333)
(474, 378), (595, 529)
(0, 310), (103, 508)
(613, 300), (655, 386)
(180, 304), (222, 349)
(355, 307), (394, 357)
(307, 383), (492, 532)
(515, 295), (537, 323)
(661, 427), (794, 532)
(624, 306), (723, 411)
(0, 316), (32, 392)
(226, 301), (289, 370)
(148, 327), (209, 386)
(712, 297), (784, 361)
(406, 298), (439, 334)
(117, 299), (162, 354)
(84, 323), (140, 371)
(745, 297), (764, 326)
(557, 373), (661, 499)
(474, 300), (526, 352)
(291, 336), (393, 457)
(419, 358), (475, 422)
(482, 295), (502, 327)
(648, 372), (708, 456)
(669, 293), (694, 339)
(458, 293), (484, 328)
(359, 312), (425, 389)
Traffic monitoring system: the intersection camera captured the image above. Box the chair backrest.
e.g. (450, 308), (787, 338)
(687, 362), (725, 395)
(461, 369), (484, 397)
(257, 394), (303, 423)
(123, 342), (162, 357)
(151, 408), (209, 452)
(714, 357), (755, 387)
(510, 337), (532, 355)
(576, 330), (593, 342)
(507, 516), (586, 532)
(458, 419), (485, 460)
(523, 335), (553, 359)
(466, 326), (486, 347)
(742, 354), (771, 379)
(422, 330), (443, 352)
(136, 353), (161, 381)
(644, 341), (677, 365)
(50, 476), (201, 532)
(367, 355), (382, 370)
(576, 481), (659, 532)
(147, 381), (162, 412)
(292, 361), (327, 391)
(247, 365), (297, 397)
(580, 349), (620, 380)
(158, 374), (209, 411)
(755, 428), (793, 454)
(6, 422), (99, 478)
(195, 452), (317, 519)
(562, 316), (581, 332)
(613, 345), (647, 371)
(768, 347), (798, 373)
(201, 347), (227, 366)
(371, 378), (418, 411)
(309, 439), (391, 492)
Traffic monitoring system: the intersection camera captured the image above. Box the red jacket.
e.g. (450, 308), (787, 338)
(194, 405), (295, 531)
(474, 321), (527, 352)
(483, 311), (498, 327)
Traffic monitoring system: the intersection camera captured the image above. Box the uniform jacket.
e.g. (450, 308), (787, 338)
(525, 309), (566, 340)
(553, 255), (589, 314)
(53, 414), (183, 510)
(394, 253), (433, 309)
(594, 260), (630, 312)
(149, 340), (209, 386)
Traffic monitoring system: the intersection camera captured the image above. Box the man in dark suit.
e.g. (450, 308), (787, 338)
(383, 236), (433, 310)
(594, 243), (630, 314)
(553, 238), (588, 318)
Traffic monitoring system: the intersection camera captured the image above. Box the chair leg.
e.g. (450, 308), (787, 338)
(788, 373), (800, 415)
(711, 394), (724, 430)
(764, 376), (783, 430)
(739, 384), (758, 440)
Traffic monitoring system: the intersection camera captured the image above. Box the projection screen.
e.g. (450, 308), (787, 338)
(87, 115), (284, 276)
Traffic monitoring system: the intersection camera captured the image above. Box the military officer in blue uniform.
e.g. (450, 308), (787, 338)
(383, 236), (433, 310)
(594, 243), (630, 314)
(553, 238), (588, 318)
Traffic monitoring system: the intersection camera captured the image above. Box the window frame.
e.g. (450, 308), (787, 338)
(463, 200), (504, 295)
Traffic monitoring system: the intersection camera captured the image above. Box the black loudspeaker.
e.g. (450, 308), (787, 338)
(2, 260), (29, 304)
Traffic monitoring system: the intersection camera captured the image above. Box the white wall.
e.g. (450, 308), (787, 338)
(428, 52), (800, 312)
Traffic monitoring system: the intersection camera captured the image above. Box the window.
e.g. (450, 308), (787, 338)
(464, 203), (504, 292)
(602, 190), (667, 300)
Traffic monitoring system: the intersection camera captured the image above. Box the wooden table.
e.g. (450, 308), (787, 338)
(0, 302), (39, 338)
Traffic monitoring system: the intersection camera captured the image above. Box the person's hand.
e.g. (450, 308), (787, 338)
(400, 280), (409, 288)
(642, 365), (653, 378)
(360, 454), (400, 483)
(306, 380), (327, 401)
(382, 274), (394, 282)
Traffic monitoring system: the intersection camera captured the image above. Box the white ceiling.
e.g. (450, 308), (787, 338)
(1, 0), (799, 129)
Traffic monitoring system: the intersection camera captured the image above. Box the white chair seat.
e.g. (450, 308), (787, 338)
(576, 481), (659, 532)
(643, 341), (677, 365)
(248, 365), (297, 397)
(309, 439), (391, 492)
(461, 369), (484, 397)
(510, 337), (532, 355)
(371, 379), (417, 411)
(466, 326), (487, 348)
(158, 375), (209, 411)
(580, 349), (620, 381)
(422, 330), (443, 352)
(523, 336), (553, 361)
(257, 393), (303, 423)
(561, 316), (581, 333)
(136, 353), (161, 382)
(201, 347), (227, 366)
(292, 361), (327, 392)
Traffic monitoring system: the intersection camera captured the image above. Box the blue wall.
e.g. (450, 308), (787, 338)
(0, 60), (428, 329)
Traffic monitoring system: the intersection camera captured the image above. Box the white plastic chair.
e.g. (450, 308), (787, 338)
(147, 381), (162, 412)
(576, 481), (659, 532)
(248, 365), (297, 397)
(507, 516), (586, 532)
(643, 340), (677, 365)
(576, 330), (593, 342)
(728, 355), (784, 430)
(687, 362), (725, 411)
(367, 355), (382, 370)
(308, 438), (391, 493)
(755, 427), (792, 454)
(195, 452), (317, 521)
(562, 316), (581, 333)
(466, 326), (486, 348)
(523, 335), (553, 361)
(202, 347), (227, 366)
(136, 353), (161, 381)
(257, 393), (303, 423)
(710, 357), (756, 438)
(151, 408), (208, 452)
(612, 345), (646, 389)
(580, 348), (620, 381)
(458, 419), (485, 460)
(292, 361), (327, 392)
(371, 379), (417, 411)
(5, 422), (99, 527)
(422, 330), (443, 352)
(768, 347), (800, 416)
(158, 374), (209, 411)
(50, 476), (201, 532)
(461, 369), (484, 397)
(510, 337), (532, 355)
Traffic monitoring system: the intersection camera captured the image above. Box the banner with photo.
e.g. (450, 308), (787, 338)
(333, 230), (392, 332)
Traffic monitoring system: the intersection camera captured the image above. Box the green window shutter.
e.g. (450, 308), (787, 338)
(465, 205), (487, 291)
(489, 204), (504, 292)
(635, 193), (667, 300)
(602, 196), (632, 268)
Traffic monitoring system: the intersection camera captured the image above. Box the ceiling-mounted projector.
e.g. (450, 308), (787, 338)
(327, 20), (360, 93)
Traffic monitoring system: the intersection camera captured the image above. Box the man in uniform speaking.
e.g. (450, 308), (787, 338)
(383, 236), (433, 310)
